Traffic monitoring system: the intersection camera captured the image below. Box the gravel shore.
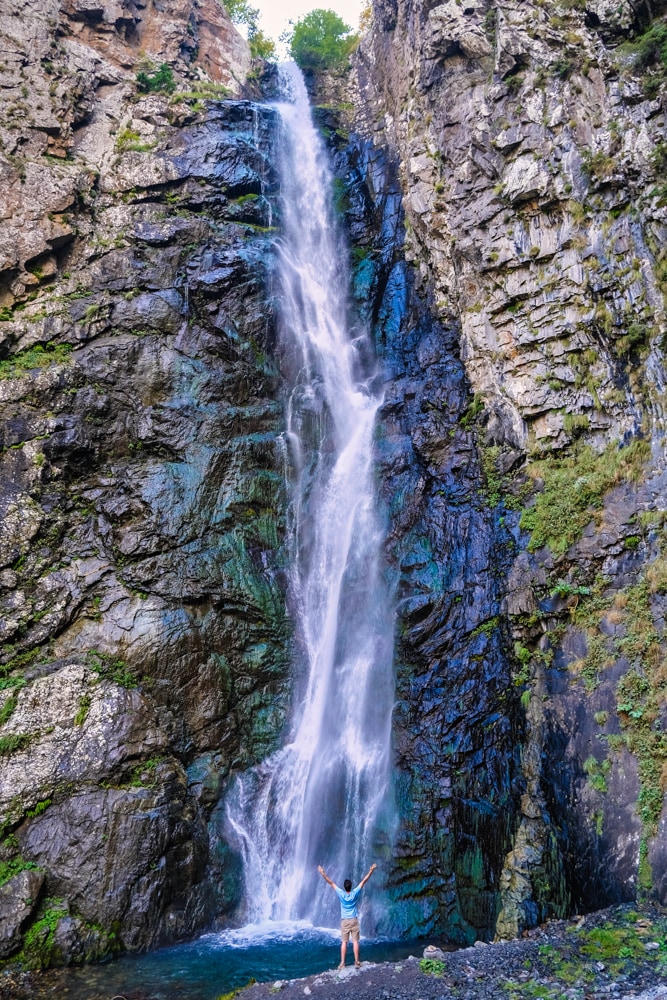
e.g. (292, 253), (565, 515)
(1, 904), (665, 1000)
(239, 905), (667, 1000)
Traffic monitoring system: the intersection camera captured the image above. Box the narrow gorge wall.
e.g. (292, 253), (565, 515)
(0, 0), (291, 966)
(2, 0), (667, 973)
(336, 0), (667, 940)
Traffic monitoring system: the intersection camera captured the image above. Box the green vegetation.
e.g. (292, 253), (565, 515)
(287, 9), (358, 72)
(249, 30), (276, 61)
(86, 650), (138, 689)
(531, 909), (667, 987)
(553, 55), (575, 79)
(130, 756), (163, 788)
(136, 63), (175, 95)
(0, 676), (26, 691)
(519, 438), (650, 556)
(0, 689), (20, 726)
(618, 16), (667, 96)
(221, 0), (276, 60)
(472, 615), (501, 638)
(480, 444), (504, 506)
(0, 342), (73, 381)
(580, 923), (647, 963)
(0, 733), (31, 755)
(115, 127), (156, 153)
(617, 322), (651, 358)
(419, 958), (446, 976)
(20, 898), (67, 970)
(583, 754), (611, 794)
(0, 856), (40, 888)
(25, 799), (51, 820)
(171, 81), (231, 106)
(550, 580), (590, 599)
(74, 694), (91, 726)
(563, 569), (667, 871)
(0, 646), (45, 677)
(502, 981), (561, 999)
(624, 19), (667, 72)
(582, 149), (615, 183)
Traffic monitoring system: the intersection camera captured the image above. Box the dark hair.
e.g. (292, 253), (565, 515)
(344, 879), (352, 892)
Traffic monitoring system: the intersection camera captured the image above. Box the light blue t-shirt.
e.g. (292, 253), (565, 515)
(335, 884), (362, 919)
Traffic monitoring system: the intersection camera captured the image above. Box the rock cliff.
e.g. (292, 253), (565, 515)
(344, 0), (667, 940)
(0, 0), (289, 967)
(2, 0), (667, 973)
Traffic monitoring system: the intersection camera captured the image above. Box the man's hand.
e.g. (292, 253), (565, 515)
(359, 862), (377, 888)
(318, 865), (335, 888)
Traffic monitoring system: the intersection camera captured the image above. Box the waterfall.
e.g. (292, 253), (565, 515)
(225, 64), (395, 934)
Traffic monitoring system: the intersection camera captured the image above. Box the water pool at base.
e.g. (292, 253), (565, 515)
(29, 924), (426, 1000)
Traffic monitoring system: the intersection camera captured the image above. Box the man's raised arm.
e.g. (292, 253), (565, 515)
(318, 865), (336, 889)
(358, 863), (377, 889)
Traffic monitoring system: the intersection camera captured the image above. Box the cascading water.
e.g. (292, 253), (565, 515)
(226, 64), (395, 935)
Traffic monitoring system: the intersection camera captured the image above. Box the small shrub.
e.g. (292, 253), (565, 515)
(86, 650), (138, 689)
(582, 149), (615, 182)
(629, 20), (667, 73)
(617, 322), (650, 357)
(0, 342), (73, 381)
(459, 393), (484, 428)
(116, 126), (156, 153)
(136, 63), (175, 94)
(583, 754), (611, 793)
(550, 580), (591, 598)
(553, 56), (574, 79)
(419, 958), (446, 976)
(249, 30), (276, 61)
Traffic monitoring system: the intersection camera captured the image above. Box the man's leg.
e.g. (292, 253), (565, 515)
(340, 938), (346, 967)
(352, 919), (361, 966)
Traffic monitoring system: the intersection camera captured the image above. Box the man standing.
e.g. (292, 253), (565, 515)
(317, 862), (377, 969)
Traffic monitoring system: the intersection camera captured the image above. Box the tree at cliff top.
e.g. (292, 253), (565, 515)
(220, 0), (275, 60)
(287, 9), (358, 71)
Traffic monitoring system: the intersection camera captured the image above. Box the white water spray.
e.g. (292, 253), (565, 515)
(226, 64), (395, 933)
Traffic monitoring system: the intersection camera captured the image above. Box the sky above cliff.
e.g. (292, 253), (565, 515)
(253, 0), (365, 50)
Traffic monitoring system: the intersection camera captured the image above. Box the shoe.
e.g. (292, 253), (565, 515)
(336, 963), (345, 970)
(355, 962), (361, 968)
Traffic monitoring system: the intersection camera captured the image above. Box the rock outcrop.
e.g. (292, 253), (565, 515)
(0, 0), (289, 968)
(340, 0), (667, 940)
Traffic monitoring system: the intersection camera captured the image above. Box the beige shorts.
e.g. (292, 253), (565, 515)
(340, 917), (360, 942)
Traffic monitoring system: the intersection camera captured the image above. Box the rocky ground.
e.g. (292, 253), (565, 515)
(1, 903), (665, 1000)
(237, 905), (667, 1000)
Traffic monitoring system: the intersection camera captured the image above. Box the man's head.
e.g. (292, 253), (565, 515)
(344, 879), (352, 892)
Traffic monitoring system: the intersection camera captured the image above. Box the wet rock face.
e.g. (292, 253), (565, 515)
(0, 871), (45, 959)
(345, 0), (667, 940)
(319, 111), (523, 942)
(0, 3), (289, 967)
